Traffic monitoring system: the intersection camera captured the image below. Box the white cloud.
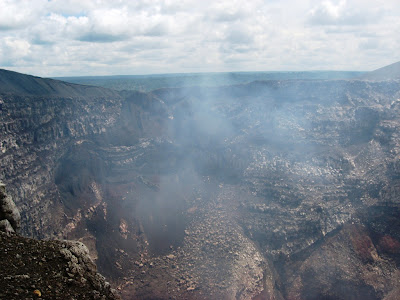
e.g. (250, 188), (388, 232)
(309, 0), (346, 23)
(0, 0), (46, 30)
(0, 0), (399, 76)
(0, 37), (31, 66)
(307, 0), (383, 26)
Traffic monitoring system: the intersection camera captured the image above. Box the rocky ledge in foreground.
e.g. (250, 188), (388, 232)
(0, 183), (119, 300)
(0, 232), (120, 300)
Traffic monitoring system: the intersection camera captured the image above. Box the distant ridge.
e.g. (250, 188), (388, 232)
(0, 68), (117, 97)
(360, 61), (400, 81)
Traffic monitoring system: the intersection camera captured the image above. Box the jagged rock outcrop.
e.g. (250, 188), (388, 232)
(0, 182), (20, 234)
(0, 219), (14, 234)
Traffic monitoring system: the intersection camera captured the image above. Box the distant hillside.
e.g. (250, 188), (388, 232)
(55, 71), (364, 92)
(360, 61), (400, 81)
(0, 69), (117, 97)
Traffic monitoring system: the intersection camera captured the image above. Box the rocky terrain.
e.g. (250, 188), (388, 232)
(1, 64), (400, 299)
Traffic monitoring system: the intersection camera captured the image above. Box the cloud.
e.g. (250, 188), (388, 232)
(358, 38), (381, 51)
(67, 8), (132, 42)
(226, 25), (254, 45)
(206, 1), (253, 23)
(77, 32), (127, 43)
(0, 0), (399, 76)
(0, 0), (46, 30)
(0, 37), (31, 66)
(307, 0), (383, 26)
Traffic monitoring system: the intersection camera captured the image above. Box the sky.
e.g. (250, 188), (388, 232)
(0, 0), (399, 77)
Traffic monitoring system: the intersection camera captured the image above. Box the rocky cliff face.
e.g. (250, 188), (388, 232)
(1, 68), (400, 299)
(0, 89), (122, 238)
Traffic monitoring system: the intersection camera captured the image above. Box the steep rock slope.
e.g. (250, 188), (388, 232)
(0, 78), (123, 237)
(0, 70), (169, 240)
